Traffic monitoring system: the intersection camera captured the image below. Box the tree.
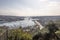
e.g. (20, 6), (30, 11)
(46, 21), (60, 40)
(46, 21), (59, 33)
(32, 21), (60, 40)
(8, 28), (32, 40)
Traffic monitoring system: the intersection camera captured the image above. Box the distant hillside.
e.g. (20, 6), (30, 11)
(0, 15), (60, 25)
(0, 15), (25, 22)
(31, 16), (60, 25)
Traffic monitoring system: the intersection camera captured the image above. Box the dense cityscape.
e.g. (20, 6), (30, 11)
(0, 16), (60, 40)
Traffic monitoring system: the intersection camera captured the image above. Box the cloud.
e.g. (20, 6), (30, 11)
(40, 0), (48, 2)
(0, 0), (60, 16)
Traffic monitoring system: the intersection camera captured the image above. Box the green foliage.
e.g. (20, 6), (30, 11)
(8, 29), (32, 40)
(8, 21), (60, 40)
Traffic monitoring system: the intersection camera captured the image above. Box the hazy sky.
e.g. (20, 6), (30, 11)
(0, 0), (60, 16)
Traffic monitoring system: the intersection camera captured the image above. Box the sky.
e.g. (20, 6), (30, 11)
(0, 0), (60, 16)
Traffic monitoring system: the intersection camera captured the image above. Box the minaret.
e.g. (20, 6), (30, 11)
(34, 20), (44, 30)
